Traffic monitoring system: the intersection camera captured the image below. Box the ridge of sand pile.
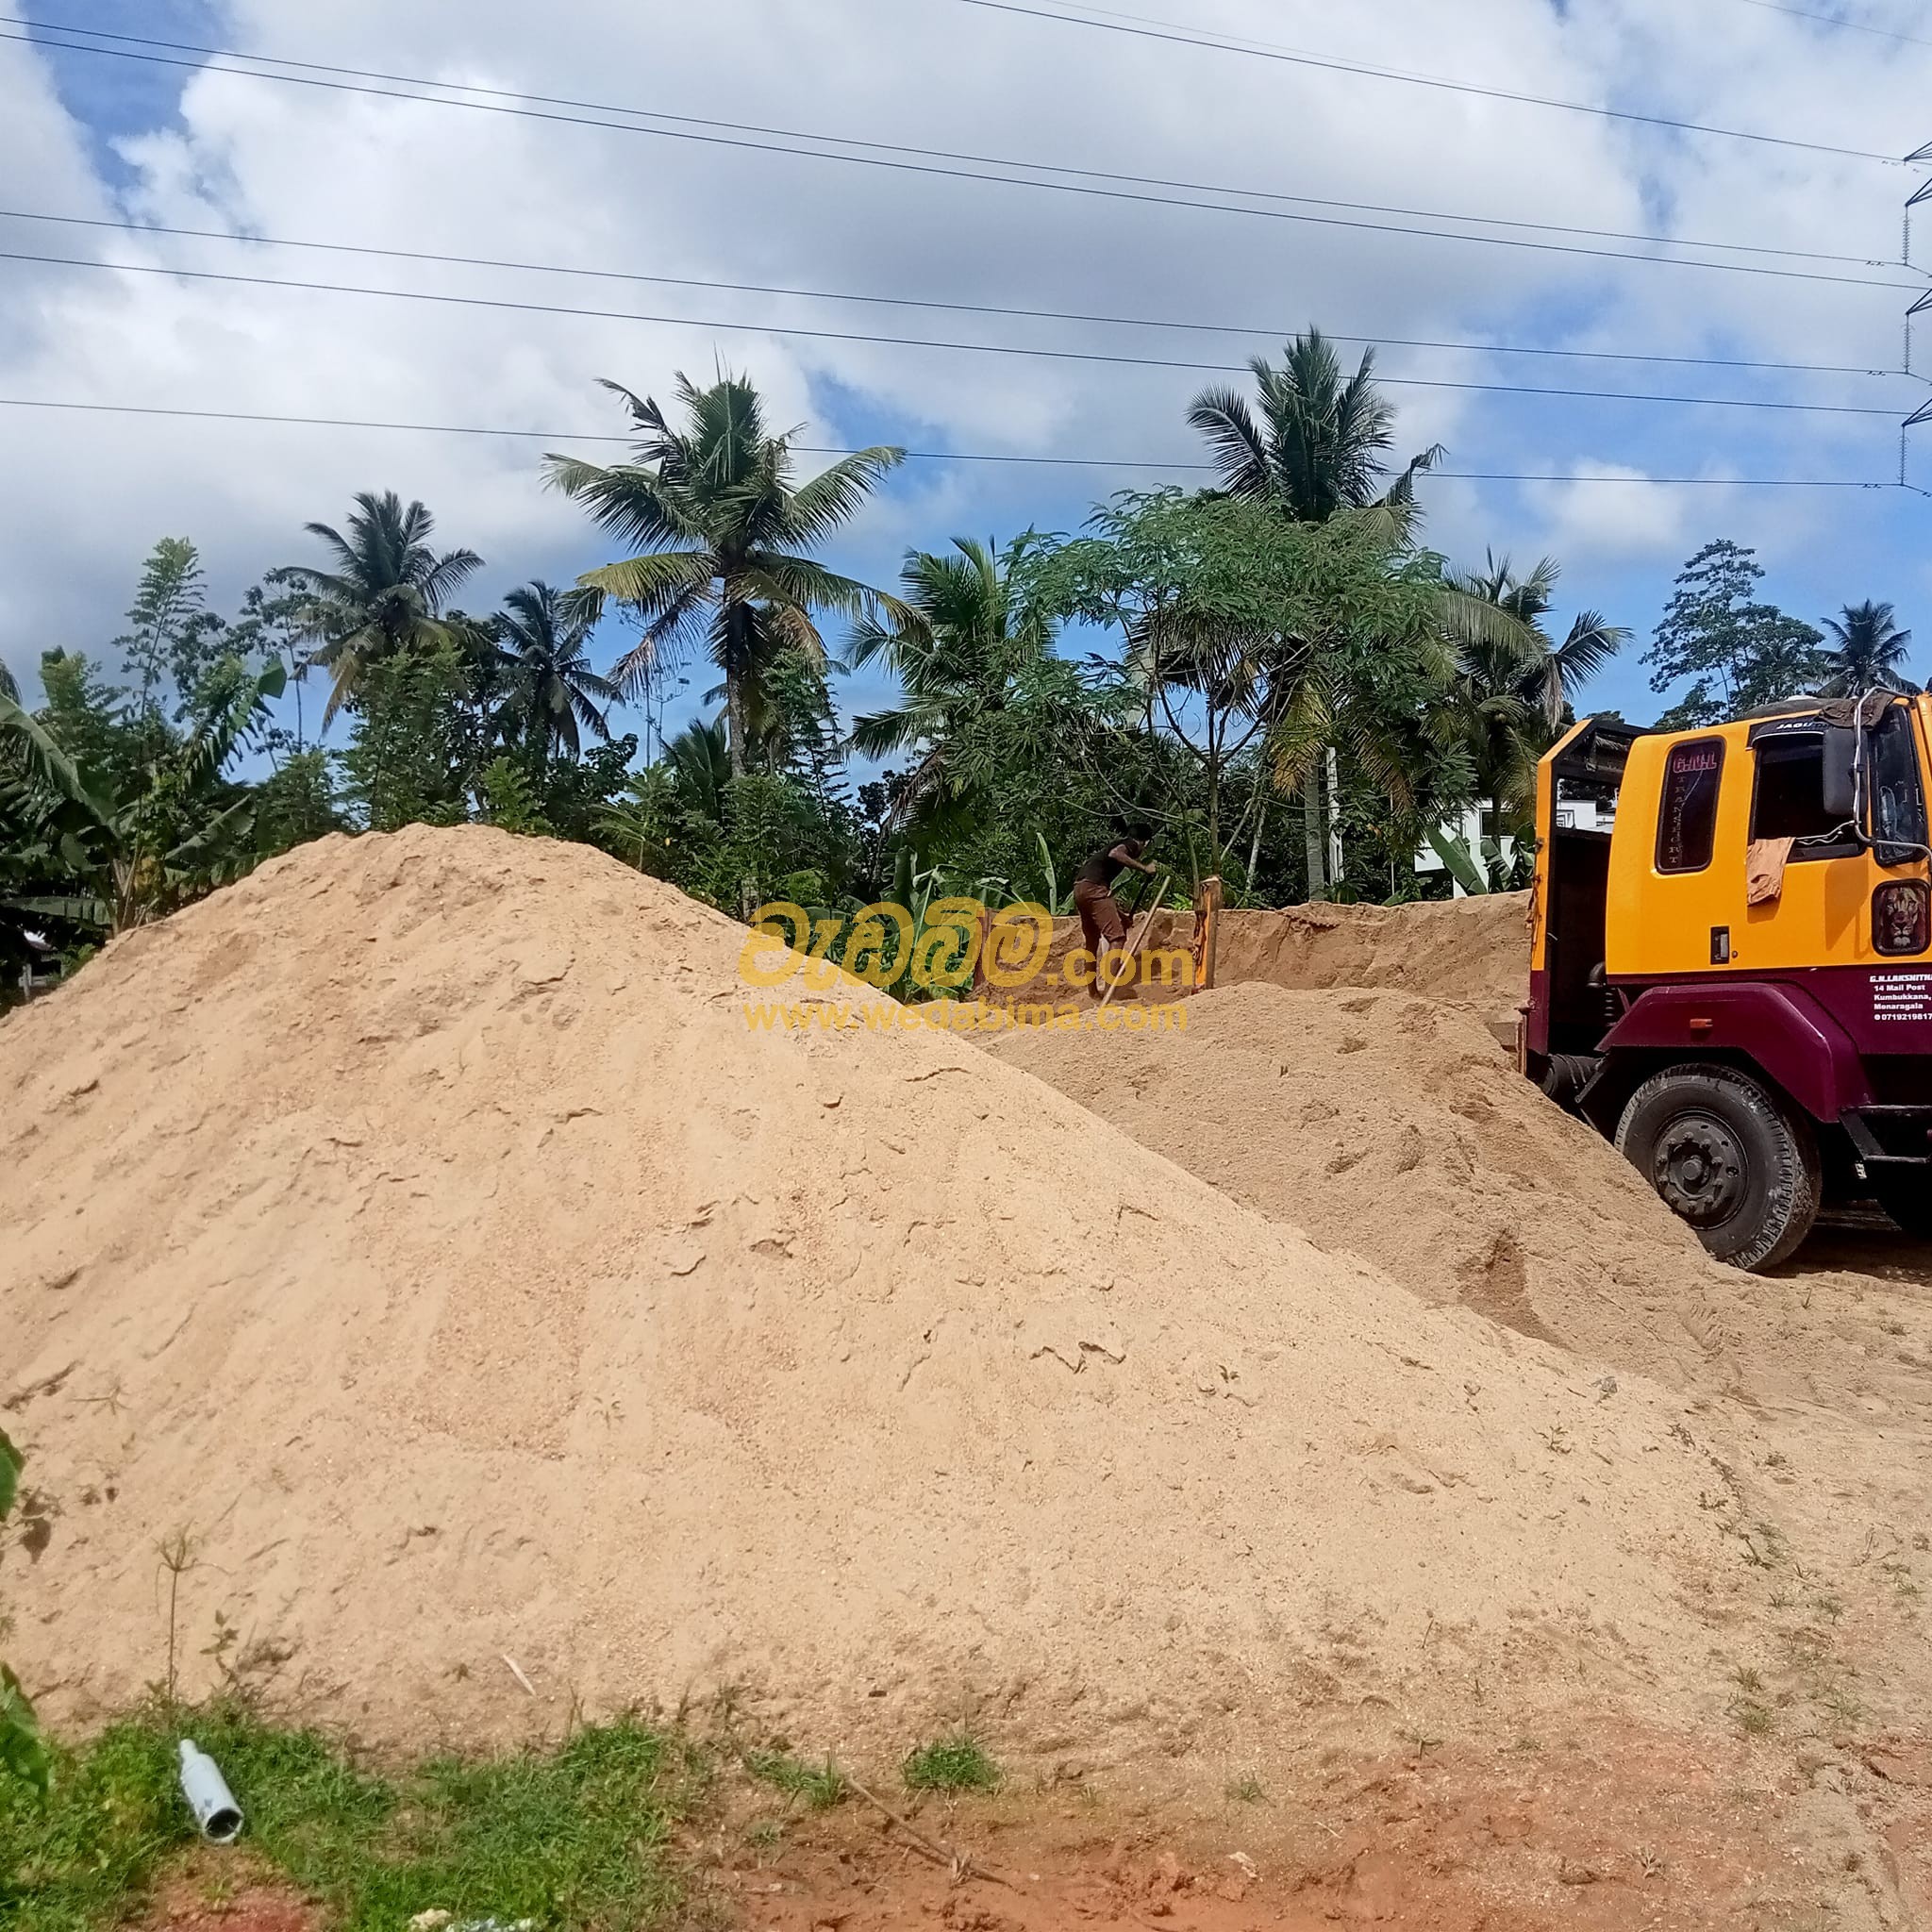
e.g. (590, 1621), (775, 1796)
(6, 829), (1746, 1765)
(988, 983), (1768, 1391)
(1018, 892), (1529, 1026)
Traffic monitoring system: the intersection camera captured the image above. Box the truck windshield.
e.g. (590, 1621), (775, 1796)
(1751, 735), (1859, 855)
(1871, 705), (1929, 865)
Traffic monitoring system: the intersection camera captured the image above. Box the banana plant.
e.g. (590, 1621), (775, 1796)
(2, 661), (285, 935)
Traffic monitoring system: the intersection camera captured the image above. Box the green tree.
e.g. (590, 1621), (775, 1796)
(1441, 553), (1628, 822)
(36, 651), (141, 799)
(113, 538), (225, 726)
(1644, 540), (1829, 727)
(1187, 328), (1441, 524)
(544, 373), (909, 787)
(1187, 328), (1462, 896)
(0, 661), (17, 704)
(491, 581), (620, 765)
(336, 639), (474, 832)
(275, 491), (483, 724)
(2, 662), (284, 935)
(1822, 599), (1916, 696)
(1041, 491), (1451, 865)
(848, 535), (1061, 834)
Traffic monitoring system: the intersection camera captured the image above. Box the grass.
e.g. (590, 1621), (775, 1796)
(0, 1700), (707, 1932)
(1224, 1775), (1264, 1805)
(901, 1735), (1000, 1794)
(742, 1749), (845, 1811)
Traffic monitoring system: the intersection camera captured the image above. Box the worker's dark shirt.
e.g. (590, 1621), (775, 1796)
(1075, 842), (1140, 891)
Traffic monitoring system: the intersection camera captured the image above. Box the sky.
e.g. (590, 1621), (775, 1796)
(2, 0), (1930, 750)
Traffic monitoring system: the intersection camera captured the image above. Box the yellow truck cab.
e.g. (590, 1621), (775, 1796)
(1526, 693), (1932, 1268)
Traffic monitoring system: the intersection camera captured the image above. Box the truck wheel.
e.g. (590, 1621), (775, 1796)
(1614, 1063), (1821, 1271)
(1874, 1177), (1932, 1241)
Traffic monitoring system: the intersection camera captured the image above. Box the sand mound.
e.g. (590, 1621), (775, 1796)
(1215, 892), (1531, 1021)
(5, 830), (1745, 1768)
(1014, 892), (1529, 1027)
(989, 984), (1775, 1390)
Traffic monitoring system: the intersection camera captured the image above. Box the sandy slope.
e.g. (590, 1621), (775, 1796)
(3, 828), (1741, 1767)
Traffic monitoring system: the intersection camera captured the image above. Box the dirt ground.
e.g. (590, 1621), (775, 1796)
(704, 1707), (1932, 1931)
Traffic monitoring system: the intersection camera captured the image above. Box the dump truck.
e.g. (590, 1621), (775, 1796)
(1525, 692), (1932, 1269)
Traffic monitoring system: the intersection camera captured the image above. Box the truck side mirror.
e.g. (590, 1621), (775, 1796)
(1821, 724), (1857, 823)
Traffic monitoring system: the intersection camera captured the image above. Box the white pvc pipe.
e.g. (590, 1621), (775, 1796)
(177, 1740), (244, 1843)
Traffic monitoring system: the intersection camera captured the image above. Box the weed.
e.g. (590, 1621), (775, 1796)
(1769, 1590), (1792, 1609)
(742, 1819), (784, 1852)
(901, 1735), (1000, 1793)
(1731, 1666), (1765, 1695)
(155, 1528), (198, 1706)
(1813, 1593), (1845, 1624)
(1636, 1844), (1667, 1878)
(743, 1749), (845, 1811)
(1729, 1697), (1774, 1738)
(0, 1699), (706, 1932)
(1396, 1729), (1442, 1755)
(1224, 1775), (1264, 1804)
(1821, 1683), (1866, 1726)
(1761, 1450), (1789, 1471)
(1511, 1736), (1543, 1754)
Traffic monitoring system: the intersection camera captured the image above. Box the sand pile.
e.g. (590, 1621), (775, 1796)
(5, 830), (1746, 1768)
(989, 984), (1775, 1390)
(1018, 892), (1529, 1026)
(1215, 892), (1530, 1021)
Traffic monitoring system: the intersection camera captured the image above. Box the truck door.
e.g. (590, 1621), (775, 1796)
(1746, 703), (1924, 989)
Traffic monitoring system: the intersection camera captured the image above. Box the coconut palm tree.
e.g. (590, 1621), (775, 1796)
(275, 491), (482, 724)
(847, 535), (1058, 828)
(1822, 600), (1917, 696)
(544, 373), (910, 784)
(1447, 553), (1628, 729)
(0, 661), (18, 704)
(1187, 328), (1443, 523)
(491, 581), (620, 764)
(1188, 328), (1456, 895)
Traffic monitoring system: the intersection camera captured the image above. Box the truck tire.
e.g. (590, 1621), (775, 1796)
(1874, 1177), (1932, 1242)
(1614, 1063), (1821, 1271)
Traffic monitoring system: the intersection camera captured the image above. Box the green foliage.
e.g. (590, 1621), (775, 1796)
(1822, 600), (1917, 697)
(1643, 540), (1829, 728)
(253, 749), (344, 858)
(475, 757), (556, 837)
(0, 1429), (49, 1803)
(901, 1735), (1000, 1793)
(545, 370), (908, 812)
(1187, 326), (1442, 521)
(336, 641), (474, 834)
(743, 1749), (846, 1810)
(491, 582), (619, 763)
(0, 1704), (704, 1932)
(275, 491), (483, 725)
(113, 538), (227, 726)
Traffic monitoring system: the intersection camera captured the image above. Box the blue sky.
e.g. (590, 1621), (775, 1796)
(3, 0), (1929, 750)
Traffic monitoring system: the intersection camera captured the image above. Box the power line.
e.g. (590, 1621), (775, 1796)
(2, 207), (1897, 378)
(938, 0), (1903, 163)
(3, 22), (1917, 287)
(1723, 0), (1932, 50)
(0, 398), (1902, 490)
(8, 247), (1907, 417)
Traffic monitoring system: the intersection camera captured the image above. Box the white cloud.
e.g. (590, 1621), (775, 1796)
(0, 0), (1924, 719)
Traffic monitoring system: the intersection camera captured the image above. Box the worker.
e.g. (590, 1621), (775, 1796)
(1073, 829), (1158, 995)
